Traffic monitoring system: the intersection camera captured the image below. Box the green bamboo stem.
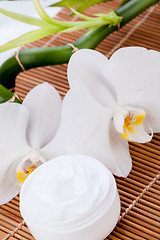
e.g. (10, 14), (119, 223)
(0, 0), (159, 89)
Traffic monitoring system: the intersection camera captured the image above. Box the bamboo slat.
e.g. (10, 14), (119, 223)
(0, 0), (160, 239)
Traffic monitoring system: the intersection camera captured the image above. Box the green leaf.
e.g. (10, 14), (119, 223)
(50, 0), (111, 13)
(0, 27), (64, 53)
(94, 10), (122, 26)
(33, 0), (77, 27)
(0, 0), (121, 53)
(62, 10), (122, 33)
(33, 0), (59, 25)
(0, 8), (52, 28)
(70, 8), (92, 20)
(0, 84), (20, 103)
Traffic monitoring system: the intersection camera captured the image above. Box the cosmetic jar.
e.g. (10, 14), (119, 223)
(20, 155), (120, 240)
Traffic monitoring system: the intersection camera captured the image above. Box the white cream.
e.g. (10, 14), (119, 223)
(20, 155), (120, 240)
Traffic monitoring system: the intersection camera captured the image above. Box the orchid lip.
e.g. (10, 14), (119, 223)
(113, 107), (153, 143)
(121, 113), (145, 140)
(16, 150), (46, 185)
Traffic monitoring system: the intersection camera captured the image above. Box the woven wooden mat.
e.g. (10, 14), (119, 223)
(0, 0), (160, 239)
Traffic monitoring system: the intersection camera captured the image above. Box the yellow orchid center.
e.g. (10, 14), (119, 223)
(121, 114), (145, 140)
(17, 165), (37, 185)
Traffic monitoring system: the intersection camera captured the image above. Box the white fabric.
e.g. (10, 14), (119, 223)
(0, 0), (60, 65)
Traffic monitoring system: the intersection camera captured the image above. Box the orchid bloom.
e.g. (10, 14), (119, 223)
(43, 47), (160, 177)
(0, 83), (61, 205)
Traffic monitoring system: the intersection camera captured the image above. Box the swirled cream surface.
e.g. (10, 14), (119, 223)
(20, 155), (117, 230)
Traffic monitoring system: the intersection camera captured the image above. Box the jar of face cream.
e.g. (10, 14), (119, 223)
(20, 155), (120, 240)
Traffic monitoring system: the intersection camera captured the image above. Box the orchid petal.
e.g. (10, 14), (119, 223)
(109, 121), (132, 177)
(41, 83), (111, 157)
(23, 83), (62, 149)
(104, 47), (160, 103)
(68, 49), (117, 108)
(0, 103), (30, 204)
(104, 47), (160, 132)
(41, 84), (129, 176)
(0, 158), (21, 205)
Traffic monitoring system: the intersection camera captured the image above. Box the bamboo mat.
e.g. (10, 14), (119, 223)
(0, 0), (160, 239)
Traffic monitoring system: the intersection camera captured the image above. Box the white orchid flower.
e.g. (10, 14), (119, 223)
(0, 82), (61, 205)
(43, 47), (160, 177)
